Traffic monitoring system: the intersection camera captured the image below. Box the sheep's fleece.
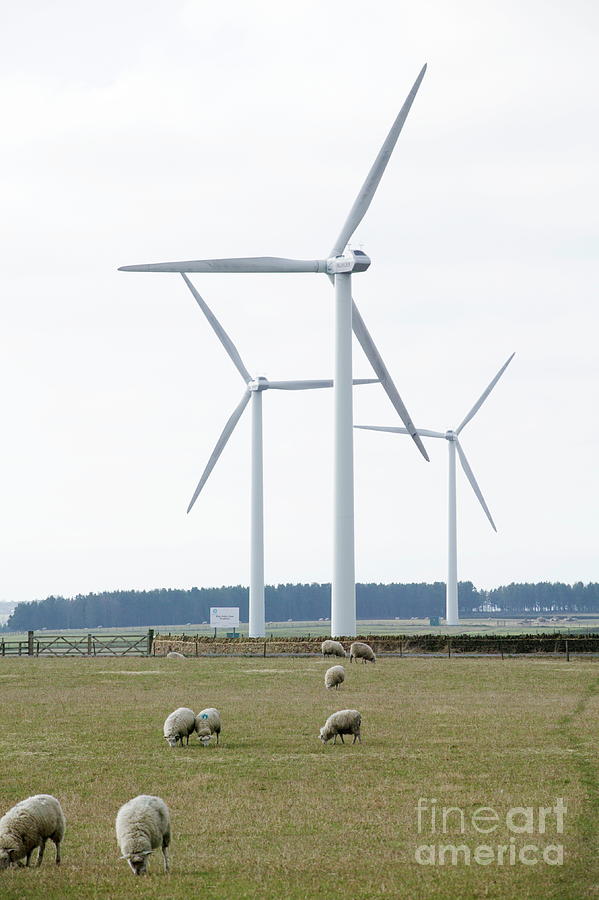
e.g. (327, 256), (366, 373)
(163, 707), (196, 746)
(0, 794), (65, 869)
(115, 795), (171, 876)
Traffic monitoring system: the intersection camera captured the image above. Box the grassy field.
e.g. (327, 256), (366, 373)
(5, 615), (599, 642)
(1, 656), (598, 898)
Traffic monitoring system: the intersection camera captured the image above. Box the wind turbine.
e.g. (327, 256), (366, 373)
(181, 274), (377, 637)
(356, 354), (515, 625)
(119, 65), (430, 637)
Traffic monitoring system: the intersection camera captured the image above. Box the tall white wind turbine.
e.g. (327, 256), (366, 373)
(181, 274), (377, 637)
(356, 354), (515, 625)
(119, 66), (430, 637)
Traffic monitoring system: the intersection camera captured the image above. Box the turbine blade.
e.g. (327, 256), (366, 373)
(330, 64), (427, 257)
(355, 425), (446, 438)
(355, 425), (411, 435)
(119, 257), (326, 274)
(266, 378), (378, 390)
(187, 390), (251, 513)
(351, 300), (429, 461)
(267, 379), (334, 390)
(454, 438), (497, 531)
(181, 275), (251, 383)
(456, 353), (515, 435)
(414, 429), (447, 439)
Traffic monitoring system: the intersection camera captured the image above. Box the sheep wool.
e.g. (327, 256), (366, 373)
(163, 707), (196, 747)
(0, 794), (65, 869)
(195, 708), (221, 745)
(321, 639), (346, 658)
(349, 641), (376, 664)
(319, 709), (362, 744)
(116, 795), (171, 876)
(324, 665), (345, 690)
(166, 651), (185, 659)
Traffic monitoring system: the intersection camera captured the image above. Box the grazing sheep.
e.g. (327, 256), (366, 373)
(319, 709), (362, 744)
(116, 795), (170, 876)
(163, 707), (196, 747)
(0, 795), (65, 869)
(166, 651), (185, 659)
(349, 641), (376, 664)
(324, 665), (345, 690)
(321, 639), (346, 658)
(195, 708), (221, 746)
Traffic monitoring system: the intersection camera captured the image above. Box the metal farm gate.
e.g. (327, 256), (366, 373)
(0, 630), (154, 657)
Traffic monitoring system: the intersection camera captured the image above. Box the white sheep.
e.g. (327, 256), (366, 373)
(115, 795), (171, 876)
(324, 665), (345, 690)
(0, 794), (65, 869)
(195, 708), (221, 746)
(166, 651), (185, 659)
(321, 639), (346, 658)
(163, 707), (196, 747)
(319, 709), (362, 744)
(349, 641), (376, 664)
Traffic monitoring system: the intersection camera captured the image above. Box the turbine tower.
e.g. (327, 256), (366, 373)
(119, 66), (430, 637)
(356, 354), (514, 625)
(181, 274), (377, 637)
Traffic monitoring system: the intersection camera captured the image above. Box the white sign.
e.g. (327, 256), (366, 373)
(210, 607), (240, 627)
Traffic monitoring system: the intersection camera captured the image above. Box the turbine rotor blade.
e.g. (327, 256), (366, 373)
(456, 353), (515, 435)
(187, 390), (251, 513)
(355, 425), (411, 435)
(181, 275), (251, 383)
(454, 437), (497, 532)
(355, 425), (446, 438)
(330, 64), (427, 257)
(351, 300), (429, 461)
(266, 378), (378, 390)
(119, 257), (326, 274)
(267, 379), (333, 390)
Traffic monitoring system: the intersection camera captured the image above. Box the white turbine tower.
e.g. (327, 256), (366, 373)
(356, 354), (515, 626)
(181, 274), (377, 638)
(119, 65), (430, 637)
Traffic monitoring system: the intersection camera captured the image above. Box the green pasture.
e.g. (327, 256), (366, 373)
(5, 615), (599, 642)
(0, 656), (598, 898)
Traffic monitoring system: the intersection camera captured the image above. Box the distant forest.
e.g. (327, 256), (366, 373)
(3, 582), (599, 631)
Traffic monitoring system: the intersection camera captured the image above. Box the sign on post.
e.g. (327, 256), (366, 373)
(210, 607), (240, 628)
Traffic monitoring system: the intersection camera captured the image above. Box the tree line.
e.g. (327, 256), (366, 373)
(3, 581), (599, 631)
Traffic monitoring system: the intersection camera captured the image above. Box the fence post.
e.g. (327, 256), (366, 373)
(399, 640), (403, 658)
(500, 639), (504, 660)
(19, 642), (22, 656)
(1, 639), (4, 656)
(263, 640), (267, 658)
(36, 641), (40, 657)
(448, 638), (452, 659)
(566, 639), (570, 662)
(87, 634), (92, 656)
(147, 629), (154, 657)
(27, 631), (34, 657)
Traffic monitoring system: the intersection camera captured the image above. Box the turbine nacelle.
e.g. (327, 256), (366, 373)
(248, 376), (269, 392)
(445, 429), (456, 441)
(326, 249), (371, 275)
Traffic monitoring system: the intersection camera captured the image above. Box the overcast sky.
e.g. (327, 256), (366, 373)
(1, 0), (597, 606)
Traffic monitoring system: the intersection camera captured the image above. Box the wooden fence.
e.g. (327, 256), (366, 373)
(0, 630), (154, 658)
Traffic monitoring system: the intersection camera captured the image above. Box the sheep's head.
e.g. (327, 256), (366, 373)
(0, 848), (18, 870)
(319, 727), (329, 743)
(123, 850), (152, 875)
(164, 735), (178, 747)
(198, 733), (211, 746)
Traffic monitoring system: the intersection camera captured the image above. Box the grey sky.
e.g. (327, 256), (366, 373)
(1, 0), (597, 604)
